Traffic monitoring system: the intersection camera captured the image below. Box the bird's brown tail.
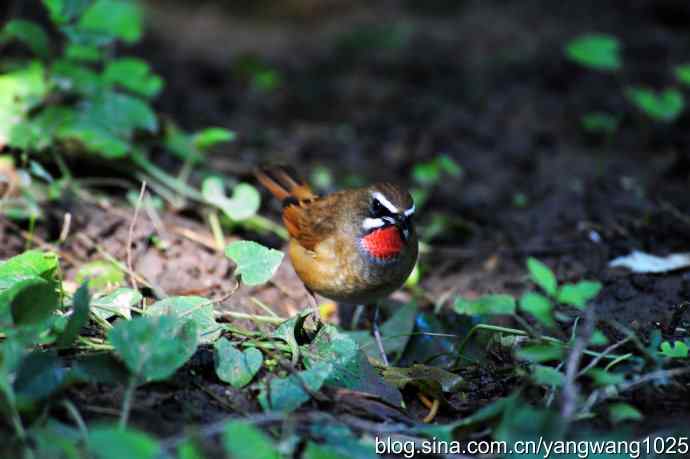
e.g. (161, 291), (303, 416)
(255, 165), (316, 205)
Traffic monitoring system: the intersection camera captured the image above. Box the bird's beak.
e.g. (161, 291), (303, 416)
(396, 215), (411, 241)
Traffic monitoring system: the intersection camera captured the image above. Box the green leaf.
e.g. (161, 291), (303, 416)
(203, 178), (261, 221)
(557, 280), (602, 309)
(42, 0), (92, 24)
(0, 250), (59, 285)
(14, 350), (67, 406)
(223, 421), (279, 459)
(87, 426), (160, 459)
(515, 343), (564, 362)
(92, 287), (140, 320)
(214, 338), (263, 388)
(52, 59), (103, 95)
(1, 20), (51, 58)
(0, 277), (59, 327)
(193, 127), (235, 150)
(108, 315), (198, 382)
(676, 64), (690, 86)
(225, 241), (284, 286)
(0, 61), (48, 148)
(74, 260), (124, 290)
(379, 302), (417, 359)
(304, 324), (402, 407)
(78, 0), (143, 44)
(586, 368), (625, 387)
(453, 294), (516, 316)
(56, 282), (90, 347)
(608, 402), (643, 424)
(104, 58), (164, 98)
(65, 43), (103, 61)
(530, 365), (564, 387)
(626, 87), (684, 122)
(580, 112), (619, 134)
(145, 296), (220, 345)
(57, 91), (157, 157)
(519, 292), (555, 327)
(177, 440), (206, 459)
(258, 361), (331, 412)
(659, 340), (689, 359)
(565, 34), (621, 71)
(526, 258), (557, 296)
(383, 364), (465, 398)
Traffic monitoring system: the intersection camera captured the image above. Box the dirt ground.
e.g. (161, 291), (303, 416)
(2, 0), (690, 451)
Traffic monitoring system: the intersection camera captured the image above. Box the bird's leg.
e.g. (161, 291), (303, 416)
(306, 287), (321, 322)
(372, 303), (389, 366)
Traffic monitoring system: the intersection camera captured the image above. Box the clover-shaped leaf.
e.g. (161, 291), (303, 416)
(203, 177), (261, 221)
(659, 340), (688, 359)
(626, 87), (684, 123)
(214, 338), (263, 388)
(225, 241), (283, 286)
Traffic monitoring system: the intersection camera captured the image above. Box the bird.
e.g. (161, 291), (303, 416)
(255, 165), (418, 365)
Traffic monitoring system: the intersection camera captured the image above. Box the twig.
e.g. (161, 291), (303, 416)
(578, 335), (633, 377)
(561, 307), (595, 421)
(127, 181), (147, 291)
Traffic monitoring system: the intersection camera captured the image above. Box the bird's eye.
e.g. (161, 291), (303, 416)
(371, 198), (386, 216)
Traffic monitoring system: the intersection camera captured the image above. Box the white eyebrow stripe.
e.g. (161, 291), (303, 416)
(362, 217), (385, 230)
(404, 204), (415, 217)
(372, 191), (399, 213)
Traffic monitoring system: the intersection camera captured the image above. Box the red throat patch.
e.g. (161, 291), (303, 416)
(361, 226), (403, 260)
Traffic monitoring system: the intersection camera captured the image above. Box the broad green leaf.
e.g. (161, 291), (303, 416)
(258, 362), (331, 412)
(177, 441), (206, 459)
(383, 364), (465, 398)
(9, 106), (75, 151)
(530, 365), (564, 387)
(223, 421), (279, 459)
(519, 292), (555, 327)
(608, 402), (643, 424)
(676, 64), (690, 86)
(557, 280), (602, 309)
(526, 258), (557, 296)
(92, 287), (140, 320)
(304, 324), (402, 407)
(379, 302), (417, 359)
(104, 58), (164, 98)
(42, 0), (92, 24)
(659, 340), (688, 359)
(589, 329), (609, 346)
(87, 426), (160, 459)
(225, 241), (283, 286)
(52, 59), (103, 95)
(586, 368), (625, 387)
(193, 127), (235, 150)
(1, 20), (51, 58)
(626, 87), (684, 122)
(0, 277), (59, 326)
(0, 250), (59, 285)
(203, 178), (261, 221)
(0, 61), (47, 148)
(57, 91), (157, 157)
(214, 338), (263, 388)
(453, 294), (516, 316)
(56, 282), (90, 347)
(74, 260), (124, 290)
(14, 350), (67, 407)
(515, 343), (564, 362)
(65, 43), (102, 61)
(70, 353), (129, 385)
(78, 0), (143, 44)
(145, 296), (220, 345)
(108, 315), (198, 382)
(565, 34), (621, 71)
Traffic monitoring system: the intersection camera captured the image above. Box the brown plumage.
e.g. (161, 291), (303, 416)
(255, 166), (418, 305)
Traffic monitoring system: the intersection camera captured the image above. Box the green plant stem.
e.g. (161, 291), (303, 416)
(76, 335), (113, 351)
(207, 211), (225, 251)
(119, 376), (137, 430)
(217, 311), (285, 324)
(9, 402), (26, 442)
(62, 400), (88, 441)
